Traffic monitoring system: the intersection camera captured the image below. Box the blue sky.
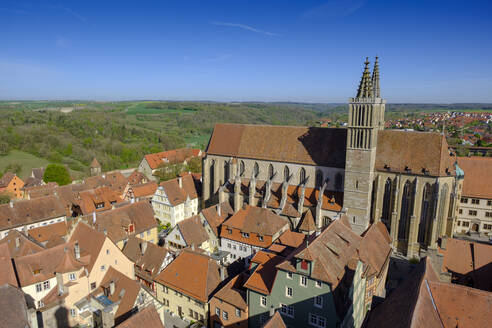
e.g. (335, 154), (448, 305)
(1, 0), (491, 102)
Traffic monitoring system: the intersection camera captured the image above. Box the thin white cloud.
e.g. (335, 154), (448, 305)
(211, 21), (279, 36)
(63, 7), (87, 23)
(302, 0), (366, 19)
(204, 54), (232, 63)
(56, 36), (71, 48)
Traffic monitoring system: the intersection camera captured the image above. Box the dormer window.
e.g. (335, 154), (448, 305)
(301, 260), (308, 270)
(258, 235), (263, 241)
(128, 223), (135, 233)
(33, 269), (41, 275)
(227, 229), (232, 234)
(404, 166), (411, 172)
(241, 232), (249, 238)
(384, 164), (390, 170)
(95, 202), (104, 209)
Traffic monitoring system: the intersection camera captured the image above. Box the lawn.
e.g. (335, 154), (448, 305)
(0, 150), (50, 179)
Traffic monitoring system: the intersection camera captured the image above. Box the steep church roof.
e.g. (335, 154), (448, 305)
(206, 123), (347, 168)
(376, 130), (456, 177)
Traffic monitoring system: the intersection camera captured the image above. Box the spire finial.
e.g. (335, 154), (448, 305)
(371, 56), (380, 98)
(356, 57), (372, 98)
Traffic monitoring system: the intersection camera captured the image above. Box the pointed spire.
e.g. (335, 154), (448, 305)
(356, 57), (373, 98)
(371, 56), (380, 98)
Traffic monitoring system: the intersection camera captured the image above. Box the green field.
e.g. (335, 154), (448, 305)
(0, 150), (49, 179)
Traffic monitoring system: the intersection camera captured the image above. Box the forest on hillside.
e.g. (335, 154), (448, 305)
(0, 100), (490, 179)
(0, 101), (321, 178)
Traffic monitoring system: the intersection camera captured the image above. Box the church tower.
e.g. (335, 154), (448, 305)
(343, 57), (385, 234)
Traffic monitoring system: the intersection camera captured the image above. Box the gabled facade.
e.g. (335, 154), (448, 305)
(0, 172), (24, 199)
(219, 205), (290, 264)
(245, 218), (391, 328)
(151, 175), (199, 226)
(138, 148), (202, 180)
(154, 249), (222, 326)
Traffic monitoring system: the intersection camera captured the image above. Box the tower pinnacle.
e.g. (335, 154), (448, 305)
(371, 56), (380, 98)
(356, 57), (373, 98)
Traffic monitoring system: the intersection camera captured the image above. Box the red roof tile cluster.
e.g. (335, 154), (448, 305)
(376, 130), (456, 177)
(116, 305), (164, 328)
(158, 174), (198, 206)
(439, 237), (492, 291)
(27, 221), (68, 245)
(262, 311), (287, 328)
(154, 249), (221, 303)
(221, 205), (290, 248)
(213, 273), (248, 311)
(207, 124), (347, 168)
(144, 148), (202, 170)
(456, 156), (492, 198)
(366, 257), (492, 328)
(122, 236), (171, 281)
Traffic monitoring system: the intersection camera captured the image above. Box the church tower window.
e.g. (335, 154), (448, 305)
(268, 164), (274, 180)
(239, 161), (245, 177)
(315, 170), (323, 188)
(254, 162), (259, 178)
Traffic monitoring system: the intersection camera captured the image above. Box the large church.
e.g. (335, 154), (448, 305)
(202, 57), (463, 259)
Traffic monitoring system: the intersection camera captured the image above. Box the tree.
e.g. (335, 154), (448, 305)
(185, 156), (202, 174)
(0, 193), (10, 204)
(43, 164), (71, 186)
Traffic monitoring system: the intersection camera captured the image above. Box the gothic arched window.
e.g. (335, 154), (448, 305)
(335, 173), (343, 190)
(239, 161), (245, 177)
(315, 170), (323, 188)
(398, 180), (414, 240)
(299, 168), (306, 185)
(283, 166), (290, 182)
(254, 162), (259, 178)
(223, 161), (230, 182)
(268, 164), (274, 180)
(418, 183), (435, 246)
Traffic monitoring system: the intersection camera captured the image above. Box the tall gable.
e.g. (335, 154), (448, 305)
(207, 123), (347, 168)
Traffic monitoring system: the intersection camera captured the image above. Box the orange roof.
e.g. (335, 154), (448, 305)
(457, 156), (492, 198)
(243, 251), (285, 295)
(76, 186), (123, 215)
(207, 124), (347, 168)
(0, 230), (45, 258)
(68, 222), (107, 273)
(14, 242), (87, 287)
(220, 205), (289, 247)
(439, 238), (492, 291)
(366, 257), (492, 328)
(0, 243), (17, 286)
(155, 249), (221, 303)
(93, 267), (142, 319)
(212, 273), (248, 311)
(159, 174), (198, 206)
(376, 130), (455, 177)
(263, 311), (287, 328)
(90, 158), (101, 168)
(116, 305), (164, 328)
(276, 230), (306, 249)
(128, 181), (157, 198)
(144, 148), (202, 170)
(28, 221), (68, 243)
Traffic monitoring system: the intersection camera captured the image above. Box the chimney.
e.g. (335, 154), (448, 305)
(92, 212), (96, 224)
(15, 237), (20, 249)
(74, 242), (80, 259)
(102, 174), (106, 179)
(234, 175), (241, 213)
(191, 243), (195, 251)
(178, 177), (182, 188)
(9, 201), (13, 208)
(130, 197), (135, 204)
(440, 236), (447, 250)
(109, 280), (115, 295)
(140, 241), (147, 255)
(219, 266), (226, 281)
(269, 306), (275, 317)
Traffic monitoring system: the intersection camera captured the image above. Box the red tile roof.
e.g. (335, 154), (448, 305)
(154, 249), (221, 303)
(213, 273), (248, 311)
(376, 130), (456, 177)
(366, 257), (492, 328)
(116, 305), (164, 328)
(28, 221), (68, 244)
(243, 251), (285, 295)
(457, 156), (492, 198)
(262, 311), (287, 328)
(207, 123), (347, 168)
(158, 174), (198, 206)
(144, 148), (202, 170)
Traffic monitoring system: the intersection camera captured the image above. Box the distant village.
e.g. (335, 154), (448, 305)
(1, 60), (492, 328)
